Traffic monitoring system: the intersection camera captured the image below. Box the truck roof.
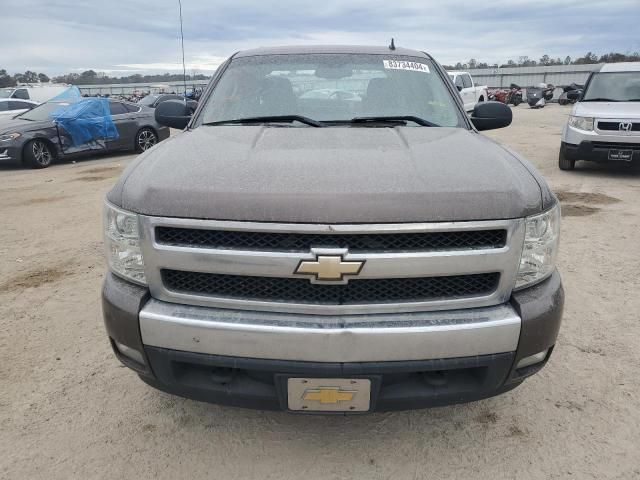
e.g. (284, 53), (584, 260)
(234, 44), (430, 59)
(600, 62), (640, 72)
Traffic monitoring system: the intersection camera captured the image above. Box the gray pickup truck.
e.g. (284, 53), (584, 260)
(102, 45), (563, 413)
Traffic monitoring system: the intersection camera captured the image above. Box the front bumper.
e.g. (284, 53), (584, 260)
(562, 140), (640, 162)
(102, 271), (564, 412)
(0, 145), (20, 162)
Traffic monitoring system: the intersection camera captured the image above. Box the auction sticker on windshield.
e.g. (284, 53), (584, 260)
(383, 60), (430, 73)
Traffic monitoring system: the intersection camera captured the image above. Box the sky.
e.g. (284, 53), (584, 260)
(2, 0), (639, 76)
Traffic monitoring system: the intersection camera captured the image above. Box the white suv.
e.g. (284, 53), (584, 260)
(559, 62), (640, 170)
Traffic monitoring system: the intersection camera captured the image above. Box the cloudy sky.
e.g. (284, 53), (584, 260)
(2, 0), (639, 76)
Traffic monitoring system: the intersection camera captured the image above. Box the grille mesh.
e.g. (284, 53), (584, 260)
(591, 142), (640, 151)
(597, 121), (640, 132)
(156, 227), (507, 252)
(162, 270), (500, 305)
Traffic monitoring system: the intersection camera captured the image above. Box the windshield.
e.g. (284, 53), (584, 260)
(583, 72), (640, 101)
(198, 54), (462, 127)
(0, 89), (14, 98)
(138, 95), (158, 106)
(18, 102), (72, 121)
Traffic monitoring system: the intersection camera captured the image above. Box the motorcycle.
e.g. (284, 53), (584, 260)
(558, 83), (584, 105)
(487, 88), (505, 103)
(505, 83), (523, 106)
(527, 83), (555, 108)
(487, 84), (522, 106)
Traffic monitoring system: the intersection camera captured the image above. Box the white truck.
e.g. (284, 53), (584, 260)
(448, 71), (488, 112)
(0, 84), (71, 103)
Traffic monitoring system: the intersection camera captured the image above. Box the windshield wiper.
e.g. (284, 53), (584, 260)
(204, 115), (326, 127)
(346, 116), (439, 127)
(582, 98), (620, 102)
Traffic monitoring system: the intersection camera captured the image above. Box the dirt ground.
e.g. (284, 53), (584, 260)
(1, 104), (639, 480)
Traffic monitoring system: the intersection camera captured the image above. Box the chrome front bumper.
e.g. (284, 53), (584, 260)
(139, 299), (521, 363)
(562, 123), (640, 145)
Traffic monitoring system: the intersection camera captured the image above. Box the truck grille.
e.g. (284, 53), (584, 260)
(141, 217), (524, 315)
(155, 227), (507, 252)
(597, 121), (640, 132)
(161, 270), (500, 305)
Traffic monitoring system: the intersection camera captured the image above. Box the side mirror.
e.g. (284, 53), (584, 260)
(566, 90), (581, 101)
(456, 85), (463, 92)
(471, 101), (513, 131)
(155, 99), (192, 129)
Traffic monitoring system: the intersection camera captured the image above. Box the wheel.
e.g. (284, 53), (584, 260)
(478, 96), (484, 102)
(558, 98), (568, 106)
(135, 128), (158, 152)
(558, 147), (575, 171)
(24, 139), (53, 169)
(513, 98), (521, 106)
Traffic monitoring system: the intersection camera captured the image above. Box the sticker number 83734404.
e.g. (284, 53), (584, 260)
(383, 60), (430, 73)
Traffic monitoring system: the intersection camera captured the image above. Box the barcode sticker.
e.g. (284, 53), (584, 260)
(383, 60), (430, 73)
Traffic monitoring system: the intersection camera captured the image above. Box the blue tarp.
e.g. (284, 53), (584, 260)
(49, 97), (119, 147)
(49, 85), (82, 102)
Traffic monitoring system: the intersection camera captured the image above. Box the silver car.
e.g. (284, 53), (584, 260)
(559, 62), (640, 170)
(0, 98), (38, 118)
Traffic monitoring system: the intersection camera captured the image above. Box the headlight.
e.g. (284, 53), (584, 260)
(0, 132), (20, 142)
(568, 115), (594, 131)
(103, 202), (146, 285)
(515, 204), (560, 289)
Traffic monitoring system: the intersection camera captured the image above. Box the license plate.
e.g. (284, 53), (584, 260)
(287, 378), (371, 412)
(608, 149), (633, 161)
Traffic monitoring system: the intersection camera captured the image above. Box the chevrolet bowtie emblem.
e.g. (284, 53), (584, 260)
(302, 387), (356, 404)
(295, 255), (365, 281)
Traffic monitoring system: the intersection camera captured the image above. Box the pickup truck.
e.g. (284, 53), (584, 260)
(448, 71), (489, 111)
(102, 45), (563, 413)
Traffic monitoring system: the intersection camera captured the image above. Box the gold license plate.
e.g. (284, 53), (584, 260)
(287, 378), (371, 412)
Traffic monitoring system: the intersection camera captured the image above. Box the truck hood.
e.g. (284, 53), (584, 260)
(109, 126), (547, 223)
(573, 101), (640, 119)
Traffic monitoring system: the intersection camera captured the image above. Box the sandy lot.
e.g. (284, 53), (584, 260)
(1, 104), (639, 480)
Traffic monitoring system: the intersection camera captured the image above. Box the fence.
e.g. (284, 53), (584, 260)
(77, 80), (209, 96)
(448, 63), (605, 89)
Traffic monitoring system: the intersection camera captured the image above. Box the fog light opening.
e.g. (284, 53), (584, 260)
(114, 340), (145, 365)
(516, 349), (549, 370)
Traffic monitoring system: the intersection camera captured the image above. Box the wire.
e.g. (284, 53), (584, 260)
(178, 0), (187, 97)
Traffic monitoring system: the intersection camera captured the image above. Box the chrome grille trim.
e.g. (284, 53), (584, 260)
(139, 217), (525, 315)
(595, 118), (640, 136)
(154, 226), (508, 252)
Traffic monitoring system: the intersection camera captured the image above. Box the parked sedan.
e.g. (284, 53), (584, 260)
(0, 98), (169, 168)
(0, 99), (39, 118)
(137, 93), (185, 108)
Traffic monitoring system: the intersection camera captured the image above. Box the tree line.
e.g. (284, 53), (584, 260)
(442, 51), (640, 70)
(0, 70), (50, 87)
(2, 51), (639, 88)
(0, 69), (209, 88)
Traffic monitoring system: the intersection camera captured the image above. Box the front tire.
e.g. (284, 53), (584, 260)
(24, 139), (53, 169)
(135, 128), (158, 153)
(559, 147), (575, 170)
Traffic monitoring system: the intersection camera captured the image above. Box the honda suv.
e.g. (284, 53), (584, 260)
(559, 62), (640, 170)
